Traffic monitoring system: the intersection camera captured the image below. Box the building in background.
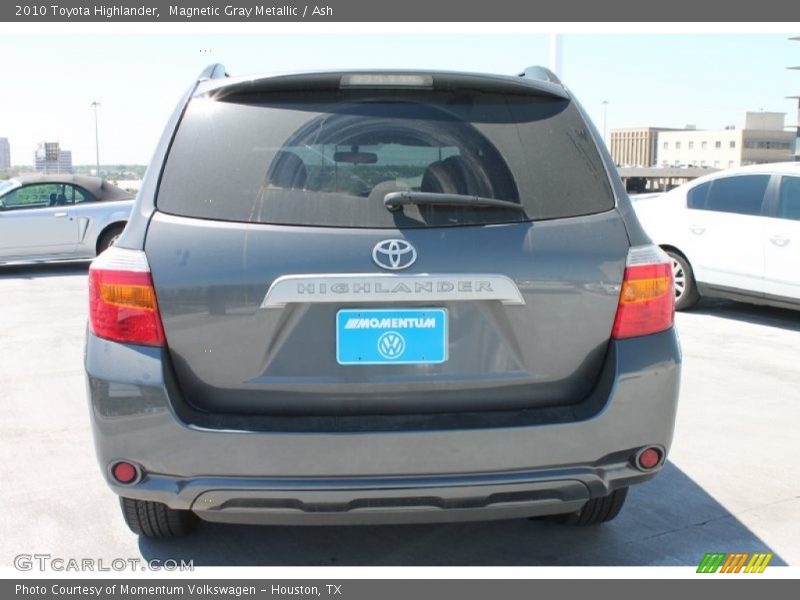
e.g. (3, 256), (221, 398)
(34, 142), (73, 174)
(657, 112), (795, 169)
(610, 127), (681, 167)
(0, 138), (10, 174)
(788, 96), (800, 160)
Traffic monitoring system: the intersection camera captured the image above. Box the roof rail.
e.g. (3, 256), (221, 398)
(519, 66), (561, 85)
(197, 63), (229, 82)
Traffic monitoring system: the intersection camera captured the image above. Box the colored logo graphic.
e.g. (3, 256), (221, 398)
(696, 552), (772, 573)
(377, 331), (406, 359)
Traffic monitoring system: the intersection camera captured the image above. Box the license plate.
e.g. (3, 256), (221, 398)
(336, 308), (448, 365)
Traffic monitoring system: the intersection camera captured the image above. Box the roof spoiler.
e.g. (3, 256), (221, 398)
(193, 65), (567, 100)
(197, 63), (228, 82)
(519, 66), (562, 85)
(195, 64), (564, 86)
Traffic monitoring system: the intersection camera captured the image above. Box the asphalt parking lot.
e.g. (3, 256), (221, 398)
(1, 261), (799, 567)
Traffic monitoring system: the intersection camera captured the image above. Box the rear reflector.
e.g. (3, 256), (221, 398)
(88, 247), (165, 346)
(636, 447), (663, 470)
(612, 245), (674, 339)
(111, 461), (139, 484)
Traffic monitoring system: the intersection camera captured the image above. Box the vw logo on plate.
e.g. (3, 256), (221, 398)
(377, 331), (406, 360)
(372, 239), (417, 271)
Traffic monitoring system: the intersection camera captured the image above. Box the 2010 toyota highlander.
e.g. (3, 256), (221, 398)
(84, 64), (681, 537)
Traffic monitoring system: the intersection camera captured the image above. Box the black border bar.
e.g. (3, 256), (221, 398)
(2, 0), (800, 22)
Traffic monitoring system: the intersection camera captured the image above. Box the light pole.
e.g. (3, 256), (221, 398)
(90, 101), (101, 176)
(602, 100), (610, 145)
(549, 33), (563, 79)
(788, 37), (800, 161)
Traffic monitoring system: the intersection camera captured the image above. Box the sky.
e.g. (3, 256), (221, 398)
(1, 32), (799, 166)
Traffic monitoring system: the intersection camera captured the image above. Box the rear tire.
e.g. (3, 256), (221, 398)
(120, 497), (197, 538)
(552, 487), (628, 526)
(97, 225), (125, 255)
(666, 249), (699, 311)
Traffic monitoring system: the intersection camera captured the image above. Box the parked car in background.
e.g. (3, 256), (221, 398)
(633, 162), (800, 310)
(85, 64), (681, 537)
(0, 174), (134, 264)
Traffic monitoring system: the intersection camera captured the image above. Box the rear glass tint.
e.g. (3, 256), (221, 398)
(705, 175), (769, 216)
(778, 176), (800, 221)
(687, 181), (711, 209)
(157, 89), (614, 228)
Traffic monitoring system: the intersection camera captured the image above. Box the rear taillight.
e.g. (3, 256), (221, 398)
(88, 247), (165, 346)
(611, 245), (675, 339)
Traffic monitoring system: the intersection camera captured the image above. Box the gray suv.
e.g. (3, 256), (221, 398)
(85, 64), (681, 537)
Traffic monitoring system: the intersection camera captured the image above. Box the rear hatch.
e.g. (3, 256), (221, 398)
(146, 73), (630, 416)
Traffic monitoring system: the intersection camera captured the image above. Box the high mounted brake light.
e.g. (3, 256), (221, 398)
(88, 247), (166, 347)
(611, 245), (675, 339)
(340, 74), (434, 89)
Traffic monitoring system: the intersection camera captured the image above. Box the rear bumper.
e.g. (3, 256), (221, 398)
(124, 470), (624, 526)
(85, 329), (681, 524)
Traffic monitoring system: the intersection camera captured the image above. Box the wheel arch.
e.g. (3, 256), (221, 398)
(660, 244), (701, 310)
(659, 244), (692, 268)
(96, 221), (128, 254)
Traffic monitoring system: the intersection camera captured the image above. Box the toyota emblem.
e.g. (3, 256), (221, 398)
(372, 239), (417, 271)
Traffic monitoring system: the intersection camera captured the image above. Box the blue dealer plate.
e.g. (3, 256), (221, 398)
(336, 308), (448, 365)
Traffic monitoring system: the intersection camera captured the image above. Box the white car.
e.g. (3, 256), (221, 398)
(0, 174), (134, 264)
(633, 162), (800, 310)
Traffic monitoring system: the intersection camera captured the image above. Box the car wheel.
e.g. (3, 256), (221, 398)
(666, 250), (699, 311)
(97, 225), (125, 255)
(552, 487), (628, 526)
(120, 497), (197, 538)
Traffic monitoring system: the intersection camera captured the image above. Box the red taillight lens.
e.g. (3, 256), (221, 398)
(88, 248), (165, 346)
(612, 245), (675, 339)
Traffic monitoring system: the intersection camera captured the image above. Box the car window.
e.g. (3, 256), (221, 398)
(1, 183), (67, 210)
(72, 186), (96, 203)
(777, 176), (800, 221)
(0, 180), (19, 195)
(686, 181), (711, 209)
(157, 90), (615, 228)
(703, 175), (770, 216)
(0, 183), (97, 209)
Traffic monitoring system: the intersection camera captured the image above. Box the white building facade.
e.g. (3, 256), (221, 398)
(656, 112), (795, 169)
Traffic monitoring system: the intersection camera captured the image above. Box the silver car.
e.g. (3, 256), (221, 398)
(85, 65), (681, 538)
(0, 174), (134, 264)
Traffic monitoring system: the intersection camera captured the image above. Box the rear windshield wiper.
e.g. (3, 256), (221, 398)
(384, 191), (526, 213)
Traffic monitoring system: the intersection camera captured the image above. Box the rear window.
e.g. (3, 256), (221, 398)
(704, 175), (769, 216)
(687, 181), (711, 209)
(778, 176), (800, 221)
(157, 89), (614, 228)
